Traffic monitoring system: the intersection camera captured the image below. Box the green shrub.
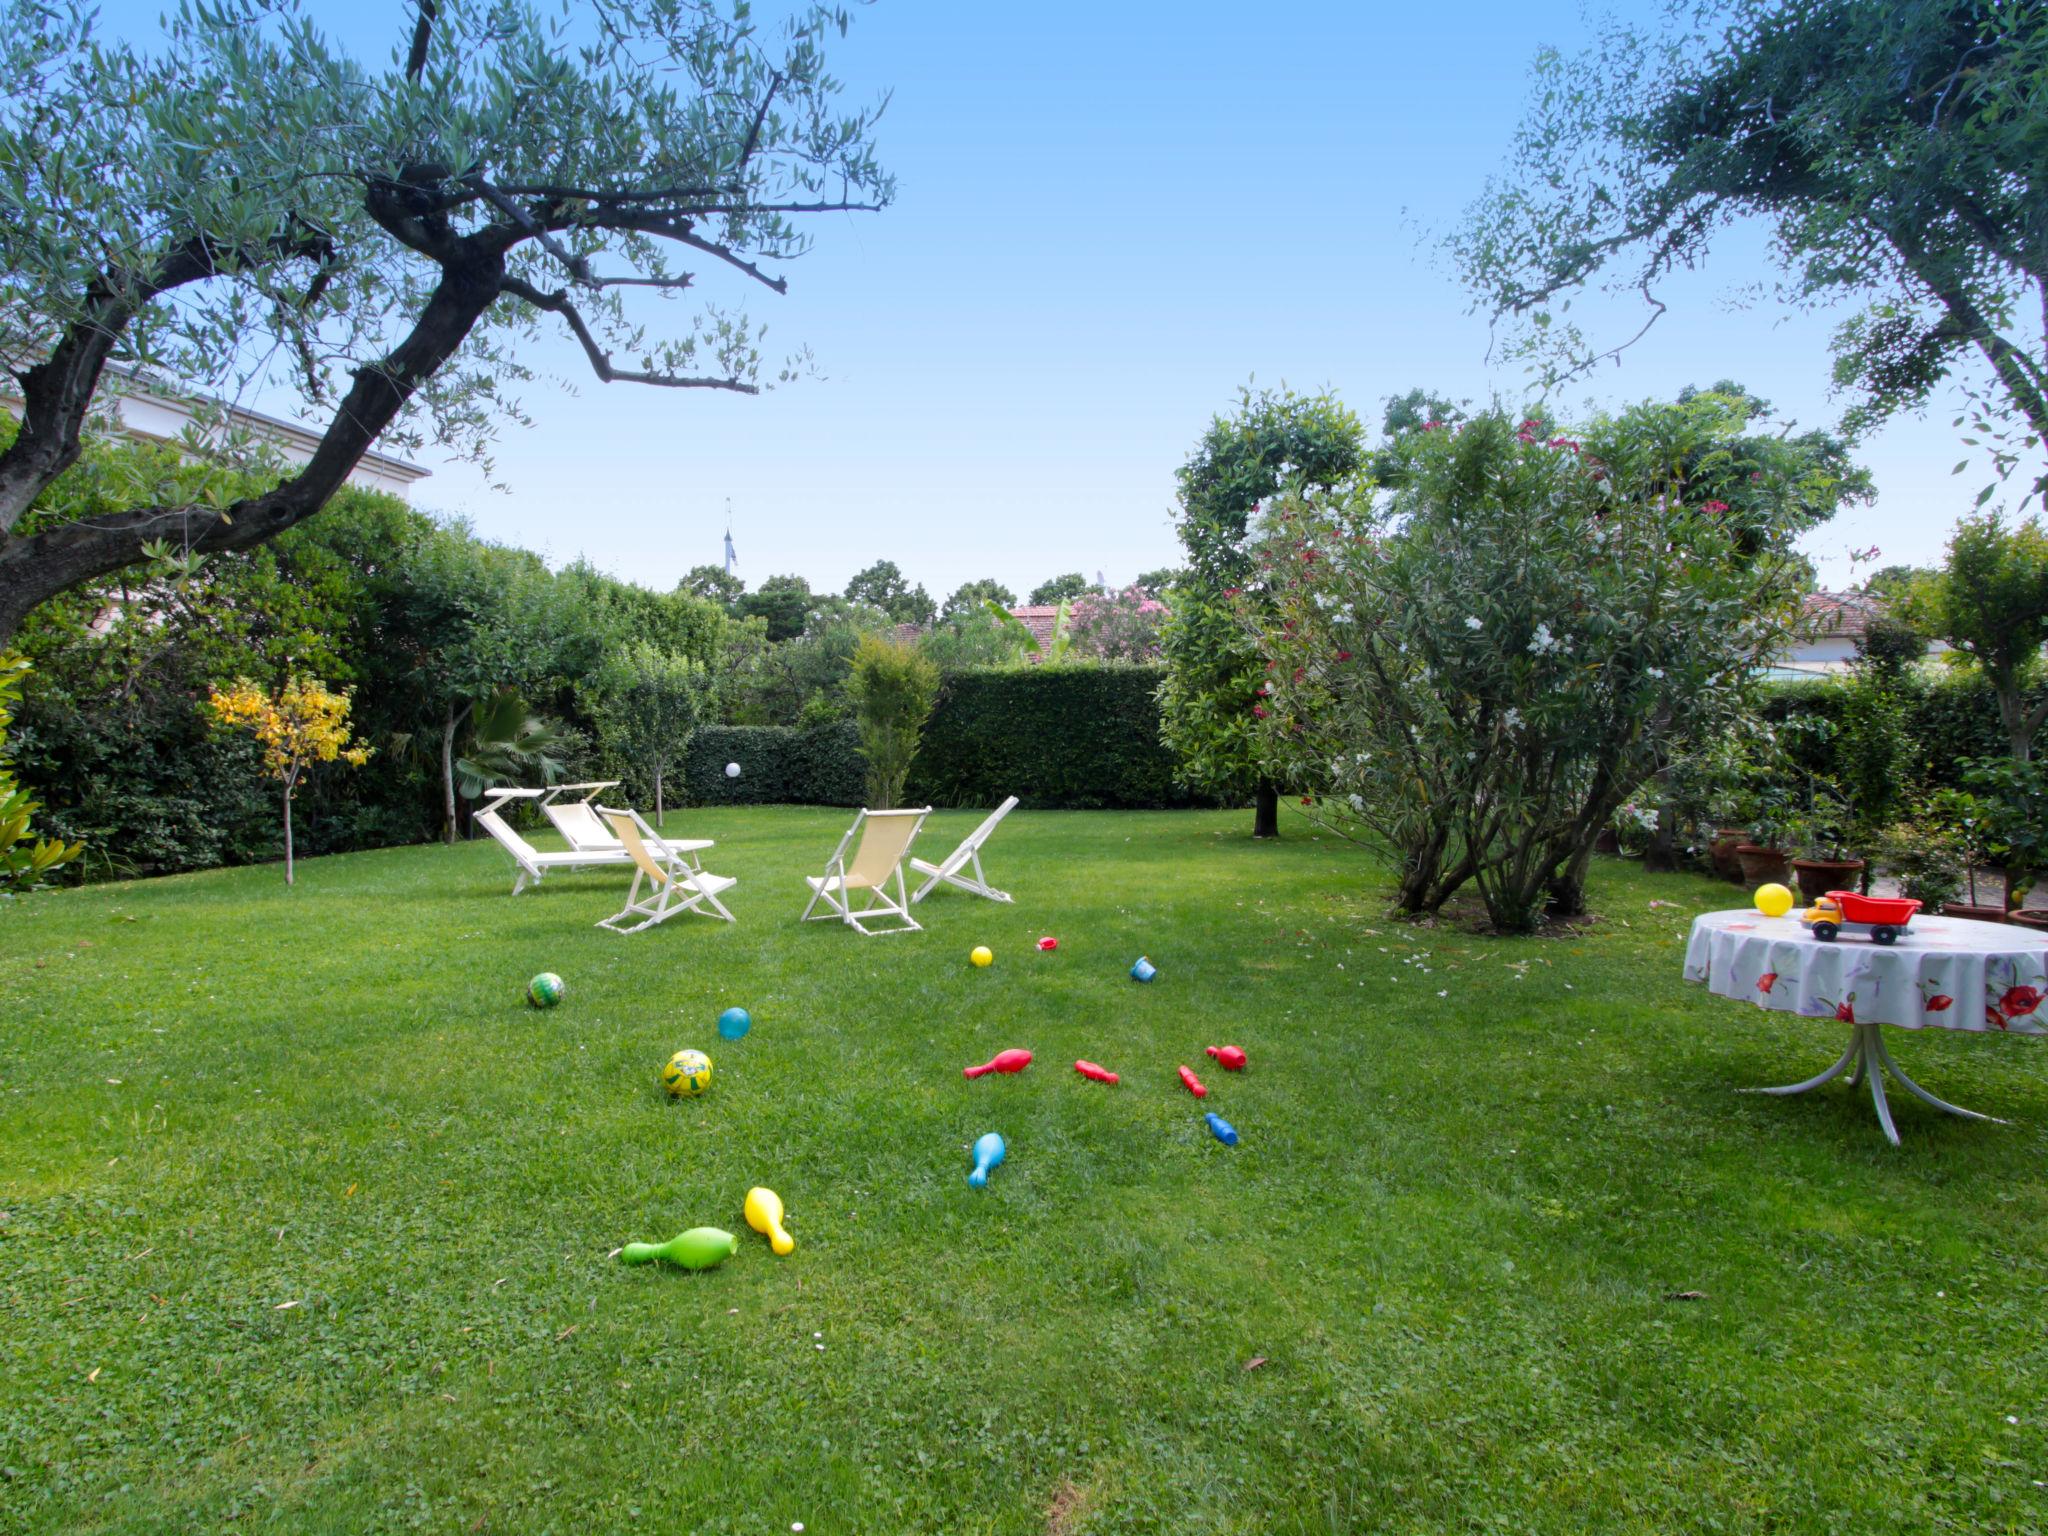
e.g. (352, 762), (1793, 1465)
(844, 632), (939, 809)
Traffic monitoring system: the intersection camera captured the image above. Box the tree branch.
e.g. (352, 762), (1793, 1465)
(499, 277), (757, 392)
(405, 0), (438, 83)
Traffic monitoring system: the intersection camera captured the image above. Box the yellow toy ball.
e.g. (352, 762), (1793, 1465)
(1754, 882), (1795, 918)
(661, 1048), (713, 1097)
(970, 945), (994, 968)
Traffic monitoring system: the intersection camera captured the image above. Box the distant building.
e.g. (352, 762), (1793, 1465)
(0, 367), (429, 498)
(1765, 590), (1937, 681)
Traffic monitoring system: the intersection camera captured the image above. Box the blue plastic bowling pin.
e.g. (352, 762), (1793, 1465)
(968, 1132), (1006, 1187)
(1204, 1112), (1238, 1146)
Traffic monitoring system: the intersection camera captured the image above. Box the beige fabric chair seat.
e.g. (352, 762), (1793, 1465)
(596, 807), (737, 933)
(799, 807), (931, 934)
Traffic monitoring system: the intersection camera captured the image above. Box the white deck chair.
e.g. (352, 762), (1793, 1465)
(541, 782), (712, 869)
(473, 801), (635, 894)
(799, 807), (931, 935)
(909, 796), (1019, 904)
(596, 809), (737, 933)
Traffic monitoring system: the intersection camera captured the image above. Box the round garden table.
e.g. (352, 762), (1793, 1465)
(1683, 908), (2048, 1145)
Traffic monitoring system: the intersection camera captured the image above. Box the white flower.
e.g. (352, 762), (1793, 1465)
(1647, 666), (1665, 679)
(1528, 622), (1560, 655)
(1502, 707), (1524, 730)
(1465, 615), (1484, 631)
(1348, 793), (1365, 812)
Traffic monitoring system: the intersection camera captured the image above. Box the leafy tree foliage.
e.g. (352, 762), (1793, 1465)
(680, 565), (746, 609)
(1027, 573), (1093, 605)
(1902, 512), (2048, 759)
(208, 675), (371, 884)
(0, 653), (80, 894)
(843, 632), (938, 809)
(735, 574), (817, 643)
(1454, 0), (2048, 502)
(844, 560), (936, 626)
(941, 578), (1017, 618)
(0, 0), (891, 638)
(582, 641), (714, 824)
(1131, 568), (1183, 598)
(1158, 385), (1365, 835)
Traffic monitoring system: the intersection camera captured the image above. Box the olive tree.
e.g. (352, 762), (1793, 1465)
(0, 0), (891, 640)
(1454, 0), (2047, 503)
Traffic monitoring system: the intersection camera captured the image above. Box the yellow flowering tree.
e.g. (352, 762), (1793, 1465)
(207, 677), (371, 885)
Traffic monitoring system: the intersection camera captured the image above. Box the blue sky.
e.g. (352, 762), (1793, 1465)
(105, 0), (1980, 602)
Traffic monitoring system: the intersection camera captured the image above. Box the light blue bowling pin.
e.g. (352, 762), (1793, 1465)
(968, 1132), (1006, 1187)
(1204, 1111), (1239, 1146)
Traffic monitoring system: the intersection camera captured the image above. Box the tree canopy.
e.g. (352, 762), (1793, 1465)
(844, 559), (936, 626)
(0, 0), (891, 638)
(1454, 0), (2047, 502)
(1027, 573), (1094, 606)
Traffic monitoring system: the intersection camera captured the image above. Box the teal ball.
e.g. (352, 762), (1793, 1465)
(717, 1006), (751, 1040)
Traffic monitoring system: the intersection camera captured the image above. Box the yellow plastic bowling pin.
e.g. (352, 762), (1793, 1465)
(744, 1186), (795, 1255)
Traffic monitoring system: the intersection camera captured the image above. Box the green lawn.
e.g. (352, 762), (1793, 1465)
(5, 807), (2048, 1534)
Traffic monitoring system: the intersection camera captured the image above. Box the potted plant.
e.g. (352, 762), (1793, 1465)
(1784, 785), (1865, 904)
(1924, 787), (2004, 922)
(1733, 785), (1795, 888)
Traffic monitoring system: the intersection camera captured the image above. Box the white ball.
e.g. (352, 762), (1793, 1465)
(724, 762), (742, 779)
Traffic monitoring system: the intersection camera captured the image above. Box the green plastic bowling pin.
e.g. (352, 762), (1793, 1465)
(619, 1226), (738, 1270)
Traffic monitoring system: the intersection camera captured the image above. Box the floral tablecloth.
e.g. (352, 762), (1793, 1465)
(1684, 910), (2048, 1033)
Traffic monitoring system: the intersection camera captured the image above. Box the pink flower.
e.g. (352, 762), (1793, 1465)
(1702, 500), (1730, 514)
(1251, 704), (1268, 718)
(1335, 649), (1352, 661)
(1421, 419), (1442, 432)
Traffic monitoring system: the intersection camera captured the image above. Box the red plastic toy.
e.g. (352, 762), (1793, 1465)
(1205, 1045), (1247, 1071)
(1074, 1059), (1119, 1084)
(1800, 890), (1923, 946)
(963, 1048), (1034, 1079)
(1178, 1065), (1208, 1099)
(1037, 936), (1058, 951)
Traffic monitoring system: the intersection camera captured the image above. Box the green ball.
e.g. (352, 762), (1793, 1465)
(527, 972), (565, 1009)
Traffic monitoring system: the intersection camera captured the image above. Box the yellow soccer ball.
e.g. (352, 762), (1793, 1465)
(970, 945), (994, 968)
(1754, 882), (1795, 918)
(662, 1048), (713, 1097)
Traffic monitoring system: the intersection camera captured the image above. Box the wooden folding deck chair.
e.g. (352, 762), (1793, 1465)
(909, 796), (1019, 904)
(799, 807), (931, 935)
(541, 781), (712, 869)
(595, 808), (737, 933)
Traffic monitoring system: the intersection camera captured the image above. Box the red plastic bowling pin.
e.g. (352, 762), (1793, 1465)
(1205, 1045), (1247, 1071)
(1074, 1059), (1119, 1085)
(1178, 1065), (1208, 1098)
(964, 1048), (1033, 1079)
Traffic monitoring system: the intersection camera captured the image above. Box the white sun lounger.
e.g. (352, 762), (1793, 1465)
(595, 808), (737, 933)
(474, 799), (635, 895)
(799, 807), (931, 935)
(909, 796), (1019, 904)
(540, 782), (712, 869)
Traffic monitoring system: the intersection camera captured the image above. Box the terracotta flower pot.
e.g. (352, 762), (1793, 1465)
(1735, 844), (1791, 887)
(1792, 857), (1865, 905)
(1708, 828), (1749, 883)
(1942, 901), (2009, 925)
(2008, 909), (2048, 934)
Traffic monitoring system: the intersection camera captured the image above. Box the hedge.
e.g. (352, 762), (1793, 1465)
(910, 665), (1210, 810)
(1760, 670), (2042, 790)
(683, 723), (865, 807)
(681, 665), (1210, 810)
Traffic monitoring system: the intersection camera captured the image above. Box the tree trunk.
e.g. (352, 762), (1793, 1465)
(1252, 781), (1279, 839)
(282, 770), (297, 886)
(654, 762), (664, 827)
(1643, 780), (1680, 873)
(441, 702), (461, 844)
(0, 245), (506, 643)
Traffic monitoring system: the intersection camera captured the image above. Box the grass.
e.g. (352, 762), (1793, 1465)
(4, 806), (2048, 1534)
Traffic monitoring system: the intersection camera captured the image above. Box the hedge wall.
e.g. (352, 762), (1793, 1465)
(1760, 671), (2040, 789)
(910, 665), (1208, 810)
(681, 665), (1207, 810)
(682, 723), (865, 807)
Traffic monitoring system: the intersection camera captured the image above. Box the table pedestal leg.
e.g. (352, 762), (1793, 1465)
(1743, 1022), (2006, 1145)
